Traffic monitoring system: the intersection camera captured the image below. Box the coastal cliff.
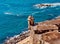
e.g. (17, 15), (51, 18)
(4, 16), (60, 44)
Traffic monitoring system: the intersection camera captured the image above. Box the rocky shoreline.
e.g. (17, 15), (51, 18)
(4, 16), (60, 44)
(4, 30), (30, 44)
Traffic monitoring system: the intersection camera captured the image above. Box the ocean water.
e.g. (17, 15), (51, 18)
(0, 0), (60, 44)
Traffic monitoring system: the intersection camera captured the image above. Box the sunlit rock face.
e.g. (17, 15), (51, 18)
(42, 32), (60, 44)
(50, 39), (60, 44)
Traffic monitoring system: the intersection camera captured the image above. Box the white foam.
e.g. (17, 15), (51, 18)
(48, 14), (54, 16)
(55, 16), (60, 19)
(32, 12), (40, 15)
(14, 35), (20, 38)
(4, 12), (12, 15)
(33, 3), (60, 9)
(4, 12), (21, 17)
(40, 6), (47, 9)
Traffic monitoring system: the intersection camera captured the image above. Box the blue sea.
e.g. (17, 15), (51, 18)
(0, 0), (60, 44)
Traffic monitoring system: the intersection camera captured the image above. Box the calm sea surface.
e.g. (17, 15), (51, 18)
(0, 0), (60, 44)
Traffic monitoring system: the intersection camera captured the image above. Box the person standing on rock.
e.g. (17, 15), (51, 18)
(28, 15), (34, 29)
